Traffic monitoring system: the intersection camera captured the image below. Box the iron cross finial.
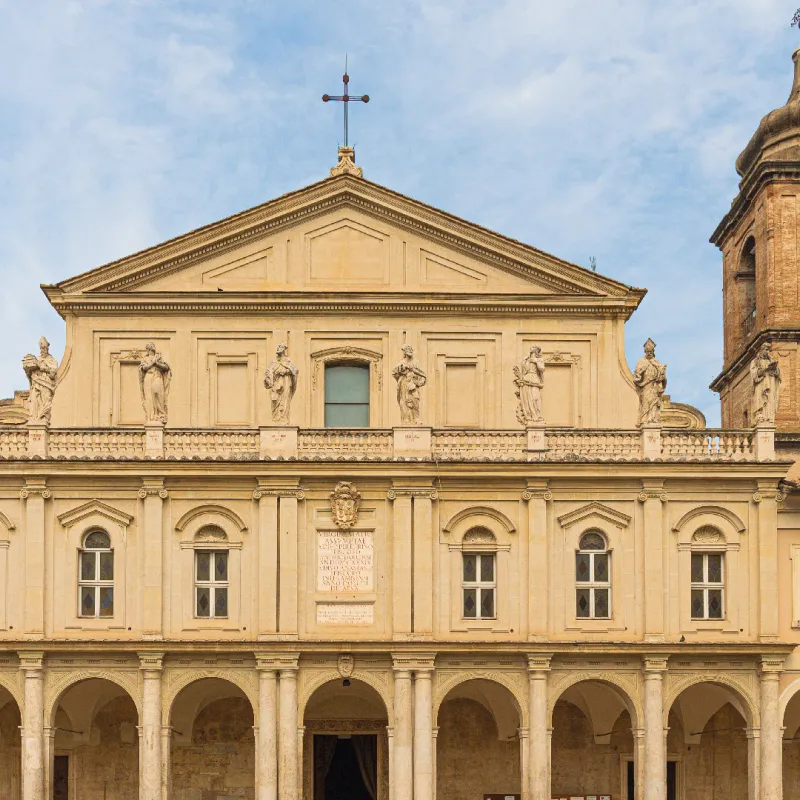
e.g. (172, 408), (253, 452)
(322, 57), (369, 148)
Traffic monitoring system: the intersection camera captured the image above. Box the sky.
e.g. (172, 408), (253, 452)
(0, 0), (798, 425)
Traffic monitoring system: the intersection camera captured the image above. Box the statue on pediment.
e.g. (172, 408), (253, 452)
(514, 345), (545, 425)
(751, 342), (781, 425)
(633, 338), (667, 425)
(264, 344), (299, 424)
(392, 345), (427, 424)
(139, 343), (172, 425)
(22, 337), (58, 424)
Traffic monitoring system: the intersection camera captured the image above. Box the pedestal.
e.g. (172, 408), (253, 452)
(526, 424), (547, 459)
(754, 425), (775, 461)
(640, 423), (662, 459)
(260, 427), (298, 459)
(27, 423), (48, 458)
(144, 422), (164, 458)
(393, 427), (432, 459)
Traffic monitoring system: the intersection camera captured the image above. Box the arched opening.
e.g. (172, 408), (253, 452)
(49, 678), (138, 800)
(168, 678), (255, 800)
(302, 677), (389, 800)
(667, 681), (752, 800)
(436, 678), (522, 800)
(0, 687), (21, 800)
(737, 235), (757, 340)
(550, 679), (636, 799)
(783, 685), (800, 797)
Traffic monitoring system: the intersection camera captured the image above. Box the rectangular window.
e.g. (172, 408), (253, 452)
(324, 364), (370, 427)
(575, 550), (611, 619)
(691, 552), (724, 620)
(195, 550), (229, 618)
(78, 540), (114, 619)
(462, 553), (496, 620)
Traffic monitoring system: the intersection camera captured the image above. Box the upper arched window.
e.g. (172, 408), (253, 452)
(575, 531), (610, 619)
(79, 529), (114, 618)
(324, 363), (370, 427)
(738, 235), (757, 338)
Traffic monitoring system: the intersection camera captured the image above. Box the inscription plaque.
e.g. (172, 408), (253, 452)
(316, 603), (374, 625)
(317, 530), (374, 592)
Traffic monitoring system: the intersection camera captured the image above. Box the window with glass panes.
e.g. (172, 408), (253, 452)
(575, 531), (611, 619)
(78, 530), (114, 618)
(462, 553), (496, 619)
(324, 363), (370, 427)
(691, 552), (724, 619)
(195, 550), (229, 618)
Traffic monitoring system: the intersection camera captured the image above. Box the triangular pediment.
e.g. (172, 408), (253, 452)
(557, 502), (632, 530)
(45, 175), (643, 313)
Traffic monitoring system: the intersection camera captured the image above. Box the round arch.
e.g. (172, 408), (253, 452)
(0, 674), (22, 712)
(299, 670), (392, 726)
(45, 670), (140, 726)
(433, 672), (526, 728)
(163, 670), (257, 725)
(780, 676), (800, 723)
(548, 672), (642, 729)
(663, 675), (757, 728)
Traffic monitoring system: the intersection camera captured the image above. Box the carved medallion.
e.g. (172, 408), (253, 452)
(338, 654), (355, 677)
(692, 526), (723, 544)
(330, 481), (361, 530)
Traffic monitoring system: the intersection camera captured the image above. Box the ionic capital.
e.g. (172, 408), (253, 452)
(20, 481), (49, 500)
(387, 488), (438, 500)
(138, 480), (168, 500)
(253, 487), (305, 500)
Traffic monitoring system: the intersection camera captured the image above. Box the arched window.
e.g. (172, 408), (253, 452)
(738, 235), (757, 338)
(690, 527), (725, 620)
(575, 531), (610, 619)
(194, 526), (229, 619)
(78, 529), (114, 618)
(462, 527), (497, 620)
(324, 363), (370, 427)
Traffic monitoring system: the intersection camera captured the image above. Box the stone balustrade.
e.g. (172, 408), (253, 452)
(0, 425), (768, 462)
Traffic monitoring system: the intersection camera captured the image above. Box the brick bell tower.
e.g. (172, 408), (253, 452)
(711, 47), (800, 432)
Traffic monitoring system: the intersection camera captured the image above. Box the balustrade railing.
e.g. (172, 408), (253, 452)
(432, 431), (525, 461)
(544, 429), (641, 460)
(298, 429), (394, 460)
(164, 430), (260, 460)
(661, 429), (754, 460)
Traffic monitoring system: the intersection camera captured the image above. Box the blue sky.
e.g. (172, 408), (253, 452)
(0, 0), (797, 424)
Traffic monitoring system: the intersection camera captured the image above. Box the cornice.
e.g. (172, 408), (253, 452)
(710, 328), (800, 391)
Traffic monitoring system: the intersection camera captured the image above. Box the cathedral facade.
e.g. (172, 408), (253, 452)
(5, 54), (800, 800)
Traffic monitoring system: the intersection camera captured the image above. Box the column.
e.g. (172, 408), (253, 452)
(642, 657), (667, 800)
(21, 483), (49, 636)
(256, 658), (279, 800)
(254, 487), (279, 635)
(527, 655), (551, 800)
(518, 727), (529, 800)
(746, 727), (761, 800)
(760, 657), (783, 800)
(755, 485), (780, 640)
(20, 651), (44, 800)
(412, 491), (436, 636)
(639, 486), (666, 642)
(413, 662), (434, 800)
(43, 726), (55, 800)
(389, 490), (413, 635)
(524, 486), (550, 639)
(278, 659), (299, 800)
(393, 661), (413, 800)
(139, 481), (167, 638)
(161, 726), (172, 800)
(139, 652), (164, 800)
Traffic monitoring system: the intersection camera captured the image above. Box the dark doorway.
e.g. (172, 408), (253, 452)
(54, 755), (69, 800)
(626, 760), (677, 800)
(314, 734), (378, 800)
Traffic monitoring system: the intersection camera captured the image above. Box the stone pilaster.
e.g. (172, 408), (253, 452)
(20, 651), (44, 800)
(277, 655), (299, 800)
(138, 652), (164, 800)
(523, 486), (551, 640)
(388, 488), (413, 636)
(639, 485), (667, 642)
(255, 654), (279, 800)
(759, 656), (784, 800)
(642, 656), (668, 800)
(392, 657), (414, 800)
(754, 484), (781, 640)
(527, 654), (552, 800)
(21, 482), (49, 638)
(139, 481), (168, 639)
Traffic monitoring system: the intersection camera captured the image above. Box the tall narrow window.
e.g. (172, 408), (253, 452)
(575, 531), (611, 619)
(78, 530), (114, 618)
(462, 553), (496, 619)
(691, 553), (724, 619)
(195, 550), (229, 618)
(325, 364), (370, 427)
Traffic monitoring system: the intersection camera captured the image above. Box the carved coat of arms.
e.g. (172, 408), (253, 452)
(330, 481), (361, 530)
(338, 654), (355, 678)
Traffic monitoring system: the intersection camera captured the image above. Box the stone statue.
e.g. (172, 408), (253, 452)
(514, 345), (545, 425)
(392, 345), (427, 424)
(263, 344), (299, 424)
(138, 343), (172, 424)
(633, 338), (667, 425)
(750, 342), (781, 425)
(22, 337), (59, 424)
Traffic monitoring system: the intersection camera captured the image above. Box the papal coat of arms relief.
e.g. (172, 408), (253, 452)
(330, 481), (361, 530)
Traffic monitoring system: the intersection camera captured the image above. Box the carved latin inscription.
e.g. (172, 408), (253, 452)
(317, 530), (374, 592)
(316, 603), (374, 625)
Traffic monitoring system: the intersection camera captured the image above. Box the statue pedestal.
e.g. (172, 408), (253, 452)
(27, 422), (48, 458)
(640, 423), (662, 459)
(393, 427), (432, 459)
(260, 427), (298, 460)
(144, 422), (164, 458)
(526, 424), (547, 458)
(754, 424), (775, 461)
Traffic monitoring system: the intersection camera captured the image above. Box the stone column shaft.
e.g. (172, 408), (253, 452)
(760, 659), (783, 800)
(393, 668), (413, 800)
(20, 652), (44, 800)
(413, 669), (433, 800)
(278, 668), (298, 800)
(642, 660), (667, 800)
(139, 653), (163, 800)
(257, 668), (278, 800)
(527, 657), (551, 800)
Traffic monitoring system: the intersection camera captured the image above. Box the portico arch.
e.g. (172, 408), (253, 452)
(781, 679), (800, 798)
(0, 685), (21, 800)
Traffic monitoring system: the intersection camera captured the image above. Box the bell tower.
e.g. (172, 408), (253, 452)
(711, 47), (800, 431)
